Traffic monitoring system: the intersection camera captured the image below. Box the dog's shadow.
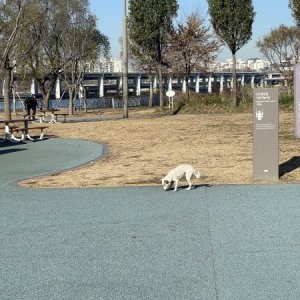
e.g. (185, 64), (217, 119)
(173, 184), (211, 191)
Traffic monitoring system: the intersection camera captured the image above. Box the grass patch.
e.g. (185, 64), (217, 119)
(279, 92), (294, 111)
(170, 87), (295, 114)
(173, 90), (252, 114)
(280, 131), (296, 141)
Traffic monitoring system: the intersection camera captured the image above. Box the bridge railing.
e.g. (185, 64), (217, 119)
(0, 95), (165, 112)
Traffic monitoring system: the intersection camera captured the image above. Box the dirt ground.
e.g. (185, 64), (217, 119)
(19, 108), (300, 188)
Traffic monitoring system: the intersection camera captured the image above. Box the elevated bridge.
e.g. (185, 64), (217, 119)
(78, 71), (284, 98)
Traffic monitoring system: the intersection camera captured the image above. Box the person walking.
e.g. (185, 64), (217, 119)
(25, 94), (38, 120)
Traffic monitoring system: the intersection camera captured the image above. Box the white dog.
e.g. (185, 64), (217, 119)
(161, 164), (201, 191)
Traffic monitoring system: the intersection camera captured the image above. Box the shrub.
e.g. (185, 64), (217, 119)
(171, 87), (295, 114)
(279, 92), (294, 111)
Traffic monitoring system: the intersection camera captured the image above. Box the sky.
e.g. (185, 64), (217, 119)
(89, 0), (295, 61)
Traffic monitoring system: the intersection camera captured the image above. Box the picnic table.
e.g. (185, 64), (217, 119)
(50, 110), (69, 123)
(0, 118), (48, 142)
(37, 109), (69, 124)
(24, 109), (69, 123)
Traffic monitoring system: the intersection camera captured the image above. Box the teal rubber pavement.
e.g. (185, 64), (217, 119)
(1, 138), (300, 299)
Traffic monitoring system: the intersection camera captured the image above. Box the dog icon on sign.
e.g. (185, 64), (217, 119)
(256, 109), (264, 121)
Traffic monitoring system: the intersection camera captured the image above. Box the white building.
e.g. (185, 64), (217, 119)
(86, 56), (271, 73)
(213, 57), (271, 71)
(87, 57), (123, 73)
(247, 58), (270, 70)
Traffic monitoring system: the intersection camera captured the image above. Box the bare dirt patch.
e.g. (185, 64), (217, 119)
(20, 109), (300, 188)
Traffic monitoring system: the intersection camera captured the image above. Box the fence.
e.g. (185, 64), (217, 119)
(0, 95), (166, 112)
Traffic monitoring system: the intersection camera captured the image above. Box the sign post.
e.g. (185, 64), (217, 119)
(253, 88), (279, 181)
(166, 90), (175, 110)
(294, 64), (300, 138)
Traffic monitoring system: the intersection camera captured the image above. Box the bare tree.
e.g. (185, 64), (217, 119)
(22, 0), (66, 110)
(165, 11), (221, 99)
(0, 0), (43, 120)
(60, 7), (109, 115)
(19, 0), (109, 113)
(257, 25), (300, 87)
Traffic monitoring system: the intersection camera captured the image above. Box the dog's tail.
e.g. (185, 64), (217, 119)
(194, 169), (201, 179)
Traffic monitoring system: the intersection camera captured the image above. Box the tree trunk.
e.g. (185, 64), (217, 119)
(37, 80), (47, 108)
(12, 87), (17, 116)
(158, 63), (164, 109)
(40, 87), (53, 111)
(83, 88), (87, 113)
(148, 73), (153, 108)
(186, 76), (190, 100)
(37, 77), (57, 110)
(232, 52), (238, 107)
(44, 90), (52, 110)
(3, 68), (12, 120)
(69, 87), (75, 115)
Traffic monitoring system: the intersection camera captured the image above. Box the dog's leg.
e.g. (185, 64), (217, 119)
(174, 180), (179, 191)
(186, 177), (192, 190)
(186, 172), (193, 190)
(186, 179), (192, 190)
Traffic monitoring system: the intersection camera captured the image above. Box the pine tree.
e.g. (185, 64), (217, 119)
(128, 0), (178, 109)
(289, 0), (300, 26)
(207, 0), (255, 107)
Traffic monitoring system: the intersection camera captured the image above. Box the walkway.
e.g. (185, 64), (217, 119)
(1, 138), (300, 299)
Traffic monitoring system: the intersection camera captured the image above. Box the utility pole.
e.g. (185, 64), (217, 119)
(122, 0), (128, 118)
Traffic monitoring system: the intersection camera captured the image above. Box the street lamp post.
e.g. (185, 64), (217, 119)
(122, 0), (128, 118)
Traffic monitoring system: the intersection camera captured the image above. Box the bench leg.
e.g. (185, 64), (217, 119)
(39, 128), (45, 140)
(50, 113), (56, 123)
(0, 126), (9, 142)
(26, 133), (35, 141)
(5, 125), (23, 143)
(9, 134), (22, 142)
(26, 128), (45, 141)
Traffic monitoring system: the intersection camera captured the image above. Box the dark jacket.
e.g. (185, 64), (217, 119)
(26, 95), (38, 108)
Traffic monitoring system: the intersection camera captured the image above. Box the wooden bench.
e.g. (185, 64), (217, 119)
(23, 112), (46, 123)
(36, 112), (46, 123)
(24, 110), (69, 124)
(1, 124), (19, 132)
(50, 111), (68, 123)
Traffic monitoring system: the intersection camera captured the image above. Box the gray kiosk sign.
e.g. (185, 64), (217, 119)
(253, 88), (278, 181)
